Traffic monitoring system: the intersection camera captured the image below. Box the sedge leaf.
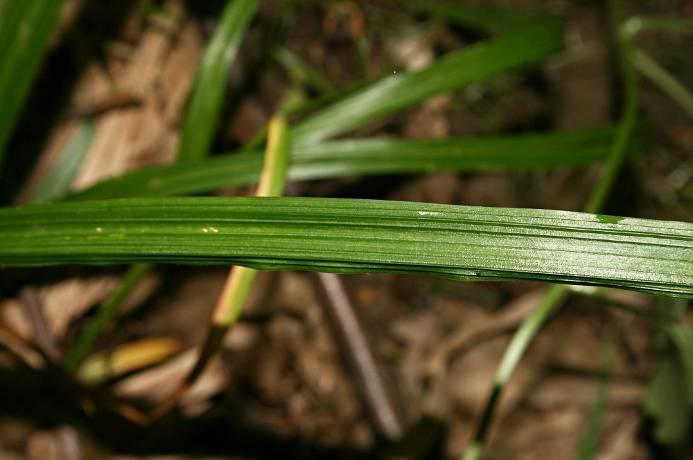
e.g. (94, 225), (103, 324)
(0, 0), (66, 171)
(0, 197), (690, 297)
(67, 128), (631, 201)
(292, 18), (563, 144)
(28, 119), (95, 204)
(178, 0), (258, 161)
(462, 4), (644, 457)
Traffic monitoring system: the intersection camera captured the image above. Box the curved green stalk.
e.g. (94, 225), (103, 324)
(275, 47), (334, 94)
(632, 49), (693, 121)
(619, 17), (693, 119)
(461, 1), (641, 458)
(63, 263), (151, 371)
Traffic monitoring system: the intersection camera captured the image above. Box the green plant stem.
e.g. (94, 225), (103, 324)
(619, 16), (693, 119)
(462, 285), (569, 460)
(214, 116), (290, 327)
(584, 20), (639, 214)
(63, 263), (151, 371)
(461, 1), (640, 458)
(151, 117), (290, 416)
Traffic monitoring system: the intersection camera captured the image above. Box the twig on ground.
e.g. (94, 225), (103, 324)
(20, 288), (62, 363)
(313, 272), (404, 440)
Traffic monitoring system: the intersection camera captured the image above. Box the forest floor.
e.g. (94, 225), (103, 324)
(1, 0), (692, 459)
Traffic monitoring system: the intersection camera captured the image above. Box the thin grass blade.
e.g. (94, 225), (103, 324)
(462, 2), (643, 457)
(275, 47), (334, 94)
(62, 0), (260, 368)
(292, 18), (563, 144)
(66, 128), (632, 201)
(0, 0), (66, 171)
(28, 119), (95, 204)
(63, 263), (151, 371)
(632, 49), (693, 121)
(178, 0), (259, 161)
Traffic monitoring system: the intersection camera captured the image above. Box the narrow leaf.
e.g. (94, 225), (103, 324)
(0, 0), (66, 171)
(0, 197), (691, 297)
(63, 263), (151, 371)
(275, 47), (334, 94)
(178, 0), (258, 161)
(67, 128), (631, 201)
(462, 4), (643, 456)
(292, 18), (563, 144)
(29, 119), (95, 204)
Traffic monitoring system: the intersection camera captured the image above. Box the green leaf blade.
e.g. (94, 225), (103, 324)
(0, 0), (66, 171)
(178, 0), (259, 161)
(29, 119), (95, 204)
(67, 127), (630, 201)
(1, 197), (691, 297)
(292, 19), (563, 144)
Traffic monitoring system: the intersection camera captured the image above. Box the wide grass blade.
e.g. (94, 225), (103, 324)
(66, 128), (630, 201)
(0, 197), (691, 297)
(0, 0), (66, 171)
(292, 18), (563, 144)
(178, 0), (259, 161)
